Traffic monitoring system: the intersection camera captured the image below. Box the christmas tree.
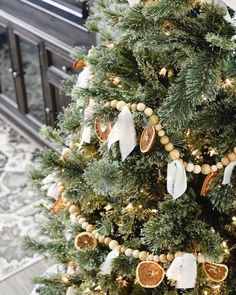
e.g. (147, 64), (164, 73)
(27, 0), (236, 294)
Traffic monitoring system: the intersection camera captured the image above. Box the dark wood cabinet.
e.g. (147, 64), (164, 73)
(0, 0), (95, 146)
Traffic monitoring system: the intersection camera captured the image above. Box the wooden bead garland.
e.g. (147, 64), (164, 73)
(67, 202), (208, 264)
(102, 100), (236, 176)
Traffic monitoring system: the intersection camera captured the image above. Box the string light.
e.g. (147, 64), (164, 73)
(222, 241), (227, 248)
(159, 67), (167, 76)
(224, 78), (233, 87)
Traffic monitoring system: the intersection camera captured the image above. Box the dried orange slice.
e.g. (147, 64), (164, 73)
(136, 261), (165, 288)
(74, 232), (97, 250)
(73, 59), (86, 69)
(203, 261), (228, 282)
(140, 126), (156, 153)
(95, 118), (112, 142)
(200, 173), (219, 196)
(52, 198), (65, 213)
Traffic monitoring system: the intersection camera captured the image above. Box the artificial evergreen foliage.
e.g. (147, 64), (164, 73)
(27, 0), (236, 294)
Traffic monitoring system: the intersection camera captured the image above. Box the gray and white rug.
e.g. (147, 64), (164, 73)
(0, 117), (42, 282)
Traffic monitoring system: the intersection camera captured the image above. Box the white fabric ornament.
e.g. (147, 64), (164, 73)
(166, 253), (197, 289)
(100, 249), (120, 274)
(76, 66), (90, 89)
(66, 287), (76, 295)
(41, 172), (59, 199)
(107, 106), (137, 161)
(223, 0), (236, 11)
(222, 160), (236, 184)
(167, 160), (187, 199)
(127, 0), (140, 7)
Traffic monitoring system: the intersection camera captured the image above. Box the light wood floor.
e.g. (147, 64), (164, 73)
(0, 260), (51, 295)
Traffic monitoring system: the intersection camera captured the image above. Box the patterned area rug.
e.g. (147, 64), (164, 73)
(0, 117), (42, 282)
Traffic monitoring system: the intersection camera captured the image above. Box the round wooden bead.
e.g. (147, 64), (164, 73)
(69, 205), (79, 214)
(221, 156), (230, 166)
(120, 246), (126, 253)
(228, 152), (236, 161)
(144, 107), (153, 117)
(158, 130), (165, 137)
(137, 103), (146, 112)
(99, 236), (105, 243)
(165, 143), (174, 152)
(197, 254), (206, 264)
(92, 230), (98, 236)
(125, 248), (133, 256)
(160, 136), (169, 145)
(86, 224), (95, 233)
(110, 99), (118, 108)
(201, 164), (211, 175)
(109, 240), (119, 250)
(175, 251), (183, 258)
(58, 186), (65, 194)
(132, 250), (140, 258)
(183, 161), (188, 168)
(153, 255), (159, 262)
(104, 101), (111, 108)
(193, 165), (201, 174)
(116, 100), (126, 111)
(186, 162), (195, 172)
(211, 165), (218, 173)
(78, 217), (86, 225)
(95, 232), (101, 239)
(139, 251), (148, 261)
(167, 253), (174, 262)
(149, 114), (159, 125)
(155, 124), (162, 131)
(126, 103), (131, 110)
(169, 149), (180, 160)
(116, 245), (122, 252)
(131, 103), (137, 111)
(159, 254), (167, 263)
(216, 162), (223, 169)
(147, 254), (154, 261)
(104, 237), (112, 245)
(62, 148), (71, 158)
(82, 222), (89, 230)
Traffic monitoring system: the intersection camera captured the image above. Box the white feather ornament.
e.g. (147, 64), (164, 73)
(222, 160), (236, 184)
(100, 249), (120, 274)
(76, 66), (90, 89)
(167, 160), (187, 199)
(166, 253), (197, 289)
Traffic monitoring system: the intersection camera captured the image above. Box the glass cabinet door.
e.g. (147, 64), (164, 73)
(18, 37), (46, 124)
(0, 26), (17, 104)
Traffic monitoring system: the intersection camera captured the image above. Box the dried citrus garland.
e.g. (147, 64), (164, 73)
(100, 100), (236, 175)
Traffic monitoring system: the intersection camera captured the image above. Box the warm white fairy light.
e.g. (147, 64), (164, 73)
(222, 241), (227, 248)
(159, 67), (167, 76)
